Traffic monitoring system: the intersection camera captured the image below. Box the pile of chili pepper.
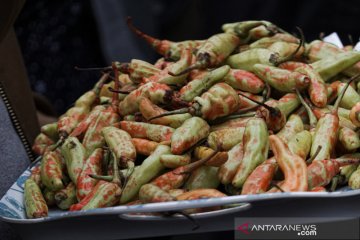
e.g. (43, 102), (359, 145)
(25, 18), (360, 219)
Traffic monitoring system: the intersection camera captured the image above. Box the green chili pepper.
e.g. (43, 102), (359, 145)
(218, 142), (244, 185)
(349, 165), (360, 189)
(276, 114), (304, 143)
(160, 153), (191, 168)
(24, 179), (48, 218)
(253, 64), (310, 92)
(338, 127), (360, 151)
(139, 184), (175, 203)
(171, 117), (210, 155)
(223, 69), (265, 94)
(336, 82), (360, 109)
(115, 59), (161, 84)
(61, 137), (87, 184)
(43, 188), (56, 206)
(184, 165), (219, 190)
(55, 182), (78, 210)
(40, 122), (59, 142)
(287, 130), (312, 160)
(207, 127), (245, 151)
(120, 121), (174, 142)
(120, 145), (171, 203)
(178, 65), (230, 102)
(232, 117), (269, 188)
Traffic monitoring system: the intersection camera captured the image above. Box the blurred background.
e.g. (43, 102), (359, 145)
(14, 0), (360, 116)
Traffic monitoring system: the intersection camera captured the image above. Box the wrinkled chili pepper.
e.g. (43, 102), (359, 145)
(40, 150), (64, 191)
(32, 133), (54, 156)
(151, 149), (218, 191)
(223, 68), (265, 94)
(253, 63), (310, 92)
(76, 148), (103, 201)
(268, 135), (308, 192)
(24, 179), (48, 218)
(61, 136), (87, 184)
(310, 74), (360, 161)
(184, 165), (220, 190)
(207, 127), (245, 151)
(160, 153), (191, 168)
(120, 145), (171, 203)
(120, 121), (174, 142)
(232, 117), (269, 188)
(54, 182), (78, 210)
(171, 117), (210, 154)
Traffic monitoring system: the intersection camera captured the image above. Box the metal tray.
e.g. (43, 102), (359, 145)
(1, 162), (360, 240)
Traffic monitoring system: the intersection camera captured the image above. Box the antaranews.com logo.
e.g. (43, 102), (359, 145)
(234, 217), (359, 239)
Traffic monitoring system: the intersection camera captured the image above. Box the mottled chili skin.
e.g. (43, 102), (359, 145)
(184, 165), (219, 190)
(76, 148), (103, 201)
(120, 121), (174, 142)
(61, 137), (87, 184)
(193, 146), (228, 167)
(254, 63), (309, 93)
(307, 160), (339, 190)
(350, 102), (360, 127)
(176, 189), (226, 200)
(276, 114), (304, 143)
(32, 133), (54, 155)
(207, 127), (245, 151)
(40, 122), (59, 142)
(24, 179), (48, 218)
(40, 150), (64, 191)
(269, 135), (308, 192)
(218, 142), (244, 185)
(171, 117), (210, 155)
(55, 182), (78, 210)
(160, 153), (191, 168)
(139, 184), (175, 203)
(194, 83), (240, 121)
(131, 138), (159, 156)
(232, 117), (269, 188)
(349, 167), (360, 189)
(242, 162), (277, 194)
(223, 68), (265, 94)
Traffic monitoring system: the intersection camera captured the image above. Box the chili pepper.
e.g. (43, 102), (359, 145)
(146, 48), (192, 85)
(76, 148), (103, 201)
(120, 145), (171, 203)
(73, 153), (122, 210)
(310, 74), (360, 161)
(154, 57), (173, 70)
(160, 153), (191, 168)
(349, 102), (360, 127)
(178, 65), (230, 102)
(131, 138), (159, 156)
(171, 117), (210, 154)
(272, 93), (301, 117)
(40, 122), (59, 142)
(268, 41), (305, 60)
(311, 51), (360, 82)
(24, 179), (48, 218)
(184, 165), (220, 190)
(61, 136), (87, 184)
(102, 126), (136, 168)
(341, 163), (359, 182)
(58, 73), (110, 139)
(338, 127), (360, 151)
(127, 17), (204, 60)
(253, 64), (310, 92)
(308, 157), (360, 190)
(238, 92), (285, 132)
(168, 189), (187, 198)
(40, 150), (64, 191)
(249, 33), (299, 49)
(232, 117), (269, 188)
(43, 188), (56, 206)
(237, 91), (264, 110)
(336, 82), (360, 109)
(349, 166), (360, 189)
(139, 97), (191, 128)
(223, 69), (265, 94)
(151, 83), (240, 121)
(172, 33), (239, 75)
(241, 161), (277, 194)
(32, 133), (54, 155)
(119, 82), (173, 116)
(276, 114), (304, 143)
(54, 182), (78, 210)
(114, 59), (161, 84)
(295, 89), (318, 129)
(242, 130), (311, 195)
(207, 127), (245, 151)
(120, 121), (174, 142)
(193, 146), (228, 167)
(218, 142), (243, 185)
(30, 166), (42, 187)
(210, 117), (251, 132)
(280, 62), (328, 108)
(139, 184), (175, 203)
(310, 186), (327, 192)
(268, 135), (308, 192)
(151, 149), (218, 191)
(176, 189), (226, 200)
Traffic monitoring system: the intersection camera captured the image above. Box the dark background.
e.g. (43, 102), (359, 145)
(14, 0), (360, 115)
